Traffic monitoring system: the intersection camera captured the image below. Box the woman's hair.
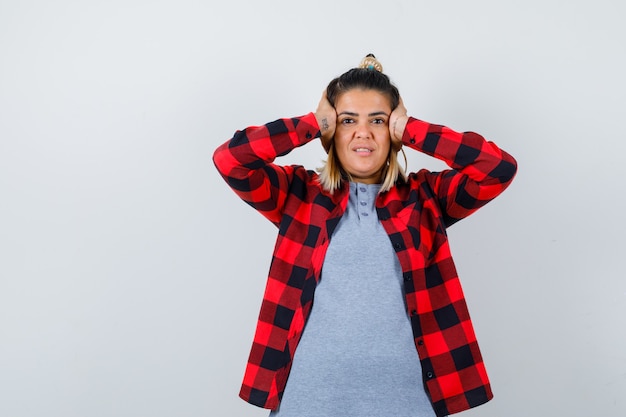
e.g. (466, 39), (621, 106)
(317, 54), (406, 194)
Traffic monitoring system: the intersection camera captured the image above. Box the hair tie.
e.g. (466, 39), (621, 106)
(358, 53), (383, 73)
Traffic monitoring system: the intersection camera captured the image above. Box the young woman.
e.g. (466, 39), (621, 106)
(213, 54), (517, 417)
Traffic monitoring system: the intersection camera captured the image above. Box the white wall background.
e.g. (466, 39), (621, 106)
(1, 1), (625, 416)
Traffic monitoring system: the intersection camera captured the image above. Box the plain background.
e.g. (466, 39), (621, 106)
(1, 0), (625, 416)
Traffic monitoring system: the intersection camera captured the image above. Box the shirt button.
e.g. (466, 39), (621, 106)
(394, 242), (403, 250)
(361, 212), (368, 216)
(360, 201), (367, 206)
(411, 310), (417, 316)
(427, 372), (434, 379)
(417, 339), (424, 346)
(410, 137), (416, 144)
(403, 273), (412, 282)
(359, 187), (366, 192)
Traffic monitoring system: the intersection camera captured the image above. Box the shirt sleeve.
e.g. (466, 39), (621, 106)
(212, 112), (322, 226)
(402, 117), (518, 225)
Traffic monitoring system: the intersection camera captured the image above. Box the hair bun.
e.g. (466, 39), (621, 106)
(358, 53), (383, 73)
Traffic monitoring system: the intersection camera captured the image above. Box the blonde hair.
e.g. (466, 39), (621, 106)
(317, 53), (406, 194)
(317, 144), (407, 194)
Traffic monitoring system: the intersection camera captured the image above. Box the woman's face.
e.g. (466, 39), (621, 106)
(333, 89), (392, 184)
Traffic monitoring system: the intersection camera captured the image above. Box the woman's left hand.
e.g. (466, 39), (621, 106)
(389, 98), (409, 149)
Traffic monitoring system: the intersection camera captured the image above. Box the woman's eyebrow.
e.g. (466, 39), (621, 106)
(337, 111), (389, 117)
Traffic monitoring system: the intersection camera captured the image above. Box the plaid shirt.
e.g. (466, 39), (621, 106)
(213, 112), (517, 417)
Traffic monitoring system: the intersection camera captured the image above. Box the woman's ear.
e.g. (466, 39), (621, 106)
(322, 136), (334, 154)
(391, 139), (402, 152)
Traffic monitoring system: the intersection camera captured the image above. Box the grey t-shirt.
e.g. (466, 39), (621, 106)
(270, 182), (435, 417)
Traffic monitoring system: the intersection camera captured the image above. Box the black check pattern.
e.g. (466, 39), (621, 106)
(213, 113), (517, 416)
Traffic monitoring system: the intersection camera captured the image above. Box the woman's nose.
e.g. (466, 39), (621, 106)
(355, 121), (372, 138)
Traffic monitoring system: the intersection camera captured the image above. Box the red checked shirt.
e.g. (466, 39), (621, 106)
(213, 112), (517, 417)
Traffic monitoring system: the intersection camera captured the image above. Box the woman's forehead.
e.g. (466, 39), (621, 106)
(335, 89), (392, 112)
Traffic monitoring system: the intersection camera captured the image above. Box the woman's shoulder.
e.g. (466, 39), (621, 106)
(402, 168), (450, 187)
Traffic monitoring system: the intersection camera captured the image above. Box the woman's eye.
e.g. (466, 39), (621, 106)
(341, 118), (354, 124)
(372, 118), (385, 125)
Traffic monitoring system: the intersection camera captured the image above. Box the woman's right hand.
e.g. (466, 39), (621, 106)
(314, 91), (336, 151)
